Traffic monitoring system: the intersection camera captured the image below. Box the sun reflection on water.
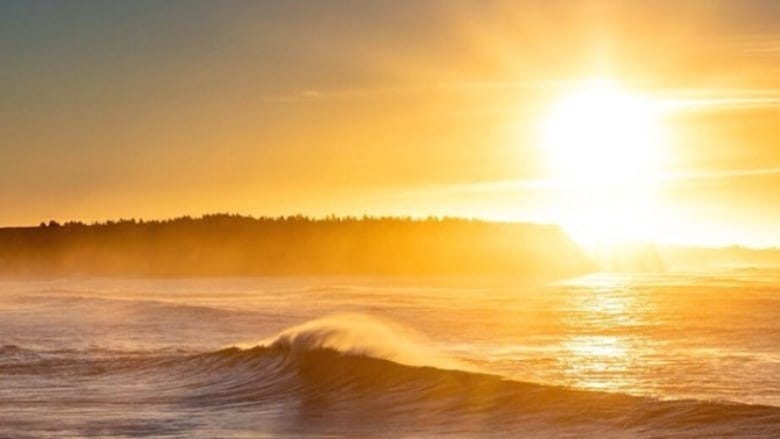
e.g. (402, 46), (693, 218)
(559, 273), (654, 393)
(562, 335), (631, 391)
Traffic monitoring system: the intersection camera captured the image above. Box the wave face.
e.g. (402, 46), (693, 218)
(180, 345), (780, 438)
(2, 315), (778, 438)
(2, 273), (780, 438)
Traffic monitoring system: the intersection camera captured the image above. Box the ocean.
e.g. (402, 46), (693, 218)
(1, 271), (778, 438)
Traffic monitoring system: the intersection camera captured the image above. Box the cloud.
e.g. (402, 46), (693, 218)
(659, 89), (780, 112)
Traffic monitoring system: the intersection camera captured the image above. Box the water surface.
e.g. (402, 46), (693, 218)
(1, 272), (778, 437)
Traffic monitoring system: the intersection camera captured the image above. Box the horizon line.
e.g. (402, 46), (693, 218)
(3, 212), (778, 252)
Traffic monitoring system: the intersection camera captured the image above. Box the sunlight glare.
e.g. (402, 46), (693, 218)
(539, 79), (669, 246)
(541, 79), (665, 184)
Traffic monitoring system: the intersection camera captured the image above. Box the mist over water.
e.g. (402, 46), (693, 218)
(1, 272), (778, 437)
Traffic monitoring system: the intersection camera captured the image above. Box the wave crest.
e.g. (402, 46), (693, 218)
(253, 313), (466, 371)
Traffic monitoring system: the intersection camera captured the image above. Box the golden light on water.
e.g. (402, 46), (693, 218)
(563, 335), (629, 391)
(560, 274), (650, 393)
(3, 3), (780, 437)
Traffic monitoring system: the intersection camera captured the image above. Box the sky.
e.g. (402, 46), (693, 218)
(3, 0), (780, 247)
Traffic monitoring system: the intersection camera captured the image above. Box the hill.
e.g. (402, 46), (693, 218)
(0, 215), (592, 278)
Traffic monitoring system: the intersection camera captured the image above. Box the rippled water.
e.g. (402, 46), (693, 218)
(1, 271), (778, 437)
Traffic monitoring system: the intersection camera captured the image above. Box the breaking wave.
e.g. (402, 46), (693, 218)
(3, 315), (779, 438)
(153, 316), (780, 436)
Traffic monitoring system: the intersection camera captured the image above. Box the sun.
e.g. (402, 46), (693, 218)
(541, 79), (665, 184)
(539, 79), (669, 246)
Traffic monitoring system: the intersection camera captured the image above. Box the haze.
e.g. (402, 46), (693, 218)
(3, 0), (780, 247)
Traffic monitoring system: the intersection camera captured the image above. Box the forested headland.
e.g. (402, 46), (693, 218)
(0, 214), (593, 278)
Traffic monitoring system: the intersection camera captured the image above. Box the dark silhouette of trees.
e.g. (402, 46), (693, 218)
(0, 214), (592, 278)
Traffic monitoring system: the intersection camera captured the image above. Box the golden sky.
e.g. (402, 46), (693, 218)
(3, 1), (780, 246)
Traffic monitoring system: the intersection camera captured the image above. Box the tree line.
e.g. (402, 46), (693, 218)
(0, 214), (592, 277)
